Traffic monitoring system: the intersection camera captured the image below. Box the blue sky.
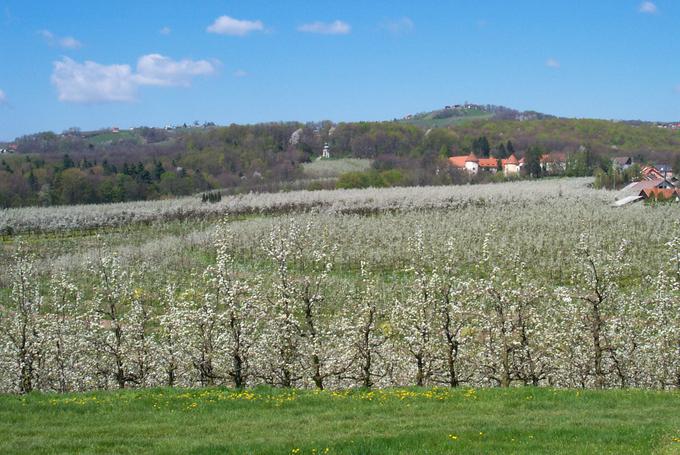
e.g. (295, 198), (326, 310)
(1, 0), (679, 140)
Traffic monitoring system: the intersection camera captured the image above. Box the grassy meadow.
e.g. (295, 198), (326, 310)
(1, 387), (679, 454)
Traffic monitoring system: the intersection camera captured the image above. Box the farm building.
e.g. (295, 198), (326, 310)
(613, 177), (678, 206)
(621, 178), (675, 193)
(639, 187), (680, 202)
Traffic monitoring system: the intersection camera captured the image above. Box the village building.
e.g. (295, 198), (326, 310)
(448, 152), (479, 174)
(448, 152), (523, 176)
(653, 164), (673, 179)
(502, 154), (522, 176)
(321, 143), (331, 159)
(612, 156), (633, 171)
(641, 165), (675, 181)
(620, 178), (675, 193)
(639, 187), (680, 201)
(540, 152), (567, 173)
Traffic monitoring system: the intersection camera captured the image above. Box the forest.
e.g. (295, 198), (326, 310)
(2, 117), (680, 208)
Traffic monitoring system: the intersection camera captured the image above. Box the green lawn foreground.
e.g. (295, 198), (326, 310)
(1, 387), (679, 454)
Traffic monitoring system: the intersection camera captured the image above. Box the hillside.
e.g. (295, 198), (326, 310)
(398, 104), (554, 128)
(448, 117), (680, 159)
(2, 108), (680, 208)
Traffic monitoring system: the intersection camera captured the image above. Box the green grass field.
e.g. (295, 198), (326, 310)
(1, 387), (679, 454)
(399, 108), (494, 128)
(302, 158), (374, 179)
(84, 130), (139, 145)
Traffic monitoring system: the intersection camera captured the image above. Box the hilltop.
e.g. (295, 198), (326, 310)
(397, 103), (555, 128)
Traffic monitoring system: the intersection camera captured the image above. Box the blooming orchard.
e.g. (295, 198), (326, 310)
(0, 179), (678, 392)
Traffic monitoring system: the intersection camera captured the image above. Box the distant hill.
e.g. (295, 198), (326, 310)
(2, 105), (680, 209)
(398, 104), (555, 128)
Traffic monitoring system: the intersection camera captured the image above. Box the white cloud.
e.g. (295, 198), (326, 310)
(546, 58), (560, 69)
(298, 20), (351, 35)
(380, 17), (414, 34)
(233, 69), (249, 78)
(39, 29), (82, 49)
(38, 29), (54, 41)
(51, 58), (137, 103)
(134, 54), (217, 87)
(0, 89), (6, 104)
(160, 26), (171, 35)
(51, 54), (218, 103)
(639, 1), (657, 13)
(206, 15), (264, 36)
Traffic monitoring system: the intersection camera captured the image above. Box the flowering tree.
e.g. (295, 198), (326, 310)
(569, 235), (630, 388)
(41, 274), (84, 392)
(0, 245), (44, 393)
(208, 220), (258, 388)
(258, 220), (336, 388)
(338, 262), (388, 388)
(431, 240), (476, 387)
(391, 230), (439, 387)
(156, 285), (187, 387)
(84, 251), (140, 389)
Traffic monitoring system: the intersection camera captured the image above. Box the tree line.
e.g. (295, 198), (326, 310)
(3, 118), (680, 208)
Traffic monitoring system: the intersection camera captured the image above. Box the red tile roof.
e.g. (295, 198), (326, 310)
(641, 166), (664, 179)
(640, 188), (680, 200)
(628, 179), (672, 191)
(540, 152), (567, 163)
(502, 154), (519, 166)
(448, 156), (468, 168)
(448, 152), (480, 168)
(478, 158), (499, 168)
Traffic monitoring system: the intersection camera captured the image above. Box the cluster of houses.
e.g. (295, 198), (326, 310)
(0, 143), (17, 154)
(448, 150), (678, 204)
(656, 122), (680, 130)
(613, 157), (678, 205)
(447, 152), (566, 176)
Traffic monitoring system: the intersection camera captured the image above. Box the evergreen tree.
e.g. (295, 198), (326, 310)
(153, 161), (166, 181)
(496, 143), (508, 159)
(525, 146), (543, 178)
(506, 140), (516, 156)
(480, 136), (490, 157)
(1, 160), (13, 173)
(472, 136), (491, 158)
(28, 170), (38, 191)
(62, 154), (74, 170)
